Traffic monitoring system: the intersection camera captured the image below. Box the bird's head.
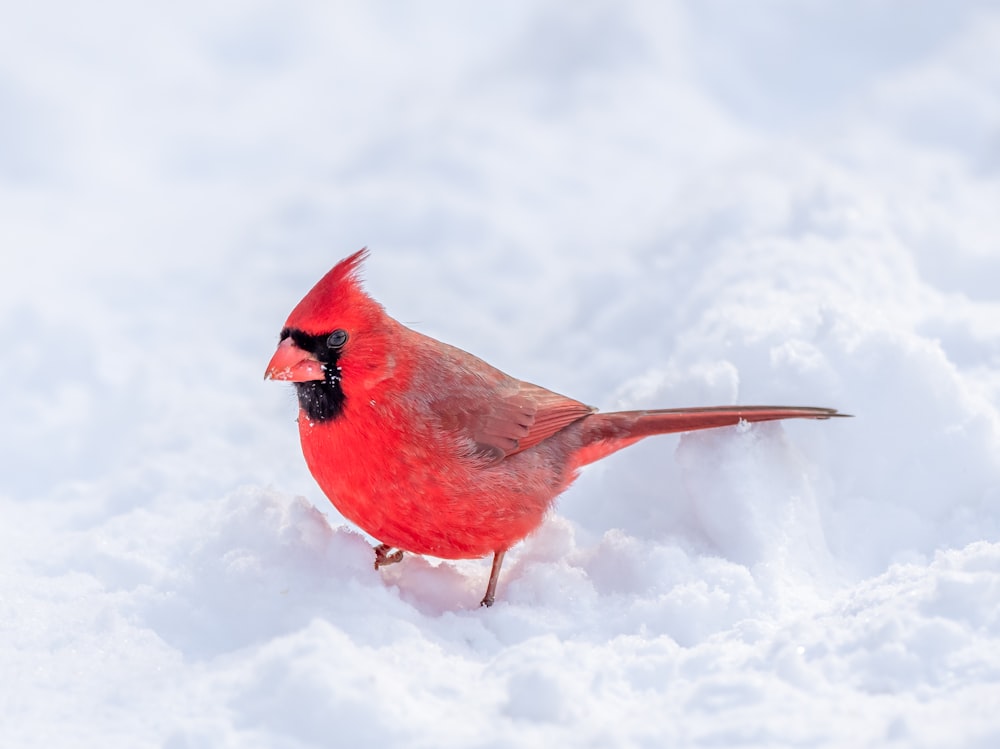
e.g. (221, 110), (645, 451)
(265, 248), (387, 422)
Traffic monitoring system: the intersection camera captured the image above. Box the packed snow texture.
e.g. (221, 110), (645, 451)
(3, 2), (1000, 747)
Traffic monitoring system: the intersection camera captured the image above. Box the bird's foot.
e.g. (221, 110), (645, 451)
(374, 543), (404, 570)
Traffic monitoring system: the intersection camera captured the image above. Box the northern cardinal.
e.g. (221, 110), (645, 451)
(266, 250), (846, 606)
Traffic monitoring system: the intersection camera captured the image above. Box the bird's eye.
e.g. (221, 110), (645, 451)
(326, 329), (349, 349)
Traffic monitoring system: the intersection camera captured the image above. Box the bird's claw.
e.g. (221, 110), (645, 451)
(374, 543), (404, 570)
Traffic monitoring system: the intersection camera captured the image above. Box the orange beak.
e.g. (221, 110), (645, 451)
(264, 337), (326, 382)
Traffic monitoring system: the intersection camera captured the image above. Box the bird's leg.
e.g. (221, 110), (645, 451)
(374, 543), (404, 570)
(480, 550), (507, 608)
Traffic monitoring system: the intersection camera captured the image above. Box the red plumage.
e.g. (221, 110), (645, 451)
(266, 250), (847, 606)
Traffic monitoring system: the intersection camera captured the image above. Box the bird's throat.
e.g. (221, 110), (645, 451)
(294, 378), (345, 423)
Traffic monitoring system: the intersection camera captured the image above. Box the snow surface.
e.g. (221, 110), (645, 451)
(3, 2), (1000, 747)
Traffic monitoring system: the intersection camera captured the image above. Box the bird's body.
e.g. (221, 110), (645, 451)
(297, 328), (583, 559)
(266, 250), (847, 605)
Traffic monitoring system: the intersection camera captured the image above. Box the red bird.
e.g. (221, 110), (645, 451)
(266, 250), (846, 606)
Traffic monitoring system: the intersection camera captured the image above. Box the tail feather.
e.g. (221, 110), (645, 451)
(573, 406), (848, 467)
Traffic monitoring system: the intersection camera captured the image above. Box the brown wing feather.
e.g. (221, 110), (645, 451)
(507, 383), (596, 455)
(431, 380), (593, 463)
(418, 335), (595, 463)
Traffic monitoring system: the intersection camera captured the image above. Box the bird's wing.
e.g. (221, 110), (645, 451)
(431, 380), (595, 464)
(417, 334), (596, 464)
(508, 383), (596, 455)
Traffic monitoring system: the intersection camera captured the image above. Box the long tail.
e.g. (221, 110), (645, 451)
(574, 406), (849, 468)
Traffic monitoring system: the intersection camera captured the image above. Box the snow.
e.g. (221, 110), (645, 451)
(3, 1), (1000, 746)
